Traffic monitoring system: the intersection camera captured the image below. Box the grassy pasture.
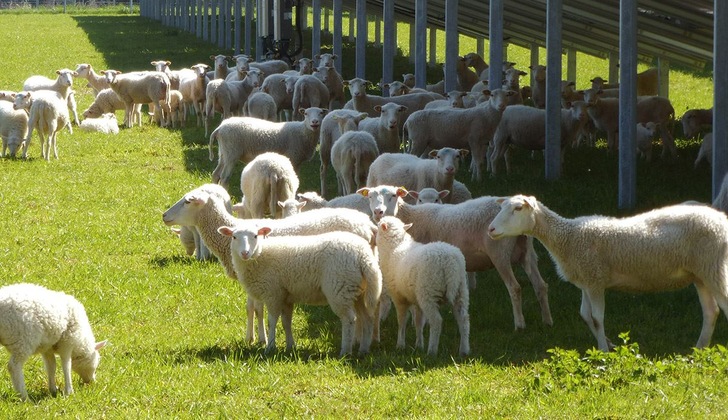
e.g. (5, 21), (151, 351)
(0, 6), (726, 417)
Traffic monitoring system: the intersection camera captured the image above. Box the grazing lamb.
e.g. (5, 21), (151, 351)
(366, 148), (470, 204)
(405, 88), (514, 181)
(331, 129), (380, 195)
(488, 194), (728, 351)
(489, 101), (590, 174)
(243, 90), (278, 121)
(178, 63), (209, 127)
(103, 70), (171, 128)
(79, 112), (119, 134)
(218, 225), (381, 356)
(358, 185), (553, 330)
(0, 283), (106, 401)
(318, 109), (368, 197)
(376, 216), (470, 356)
(238, 152), (300, 219)
(0, 100), (29, 158)
(209, 107), (326, 189)
(23, 69), (79, 126)
(13, 90), (72, 161)
(682, 108), (713, 140)
(74, 64), (109, 96)
(81, 88), (141, 127)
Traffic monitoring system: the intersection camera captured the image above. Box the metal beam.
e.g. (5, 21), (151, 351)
(714, 0), (728, 198)
(618, 0), (638, 210)
(545, 0), (562, 180)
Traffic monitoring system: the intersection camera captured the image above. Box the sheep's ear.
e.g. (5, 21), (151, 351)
(218, 226), (234, 237)
(258, 227), (272, 237)
(459, 149), (470, 158)
(439, 190), (451, 199)
(482, 89), (491, 96)
(398, 105), (408, 112)
(170, 227), (181, 236)
(356, 188), (370, 197)
(277, 201), (285, 208)
(297, 201), (306, 210)
(523, 196), (537, 208)
(403, 223), (413, 231)
(408, 191), (420, 199)
(299, 108), (306, 115)
(95, 340), (108, 351)
(209, 55), (215, 60)
(374, 105), (382, 112)
(428, 149), (439, 158)
(496, 198), (506, 204)
(396, 187), (409, 198)
(379, 221), (388, 232)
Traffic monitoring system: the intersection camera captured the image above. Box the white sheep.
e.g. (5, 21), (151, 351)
(489, 101), (590, 174)
(405, 88), (514, 181)
(205, 68), (264, 136)
(315, 53), (337, 68)
(13, 90), (72, 161)
(313, 65), (346, 110)
(150, 89), (184, 128)
(375, 216), (470, 356)
(366, 148), (469, 204)
(462, 52), (489, 80)
(501, 68), (527, 105)
(23, 69), (79, 126)
(218, 225), (381, 356)
(682, 108), (712, 140)
(529, 64), (546, 108)
(102, 70), (171, 128)
(694, 132), (713, 168)
(207, 54), (234, 80)
(171, 184), (233, 262)
(0, 283), (107, 401)
(226, 55), (289, 82)
(81, 88), (141, 127)
(402, 74), (446, 96)
(488, 194), (728, 351)
(243, 90), (278, 121)
(260, 73), (294, 121)
(293, 191), (373, 216)
(239, 152), (300, 219)
(456, 57), (480, 91)
(357, 103), (407, 154)
(357, 185), (553, 330)
(150, 60), (193, 91)
(331, 129), (380, 196)
(408, 188), (450, 204)
(636, 121), (659, 162)
(209, 107), (326, 189)
(423, 90), (467, 109)
(290, 75), (330, 119)
(318, 109), (368, 197)
(178, 63), (209, 127)
(79, 112), (119, 134)
(0, 100), (29, 158)
(74, 63), (109, 96)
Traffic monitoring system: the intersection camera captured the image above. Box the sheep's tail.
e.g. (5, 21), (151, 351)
(269, 173), (280, 218)
(447, 265), (470, 310)
(208, 127), (219, 161)
(360, 251), (383, 316)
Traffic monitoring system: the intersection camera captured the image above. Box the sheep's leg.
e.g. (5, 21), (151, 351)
(41, 350), (58, 396)
(421, 303), (442, 356)
(492, 260), (526, 330)
(413, 306), (426, 351)
(393, 300), (410, 349)
(59, 350), (74, 396)
(520, 240), (553, 326)
(281, 302), (295, 352)
(453, 298), (471, 356)
(245, 297), (256, 344)
(254, 298), (267, 345)
(467, 272), (477, 290)
(319, 161), (329, 198)
(580, 288), (611, 351)
(265, 305), (280, 353)
(694, 283), (719, 348)
(355, 299), (374, 354)
(8, 354), (29, 401)
(330, 304), (356, 356)
(211, 154), (225, 185)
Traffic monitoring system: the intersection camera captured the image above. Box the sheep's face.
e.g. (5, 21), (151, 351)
(297, 58), (313, 74)
(283, 77), (297, 94)
(316, 53), (336, 68)
(489, 89), (512, 112)
(234, 56), (251, 73)
(346, 79), (368, 98)
(56, 69), (76, 87)
(222, 226), (269, 261)
(12, 92), (32, 111)
(74, 64), (91, 77)
(378, 103), (405, 130)
(488, 195), (538, 239)
(430, 147), (468, 176)
(246, 69), (264, 88)
(358, 186), (407, 221)
(303, 107), (326, 131)
(163, 191), (209, 226)
(73, 341), (106, 384)
(376, 216), (411, 246)
(410, 188), (449, 205)
(5, 134), (22, 158)
(192, 63), (209, 78)
(402, 74), (415, 88)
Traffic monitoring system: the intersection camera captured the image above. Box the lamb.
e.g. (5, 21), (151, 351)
(81, 88), (141, 127)
(315, 53), (337, 68)
(238, 152), (300, 219)
(290, 75), (330, 119)
(402, 74), (447, 96)
(0, 100), (29, 158)
(357, 185), (553, 330)
(0, 91), (16, 102)
(462, 52), (489, 80)
(205, 68), (264, 135)
(313, 65), (346, 110)
(694, 132), (713, 168)
(218, 225), (381, 356)
(178, 63), (209, 127)
(79, 112), (119, 135)
(405, 88), (514, 181)
(226, 55), (289, 82)
(423, 91), (467, 109)
(488, 194), (728, 351)
(366, 148), (469, 204)
(152, 89), (184, 128)
(207, 54), (234, 80)
(331, 129), (380, 195)
(529, 64), (546, 108)
(682, 108), (712, 140)
(293, 191), (373, 216)
(0, 283), (106, 401)
(501, 68), (527, 105)
(150, 60), (193, 91)
(375, 216), (470, 356)
(285, 57), (314, 75)
(13, 90), (72, 161)
(318, 109), (368, 197)
(260, 73), (294, 121)
(23, 69), (79, 126)
(489, 101), (590, 174)
(636, 121), (659, 162)
(456, 57), (480, 91)
(357, 103), (407, 154)
(208, 107), (326, 189)
(102, 70), (171, 128)
(408, 188), (450, 205)
(162, 184), (380, 344)
(243, 90), (278, 121)
(74, 64), (109, 96)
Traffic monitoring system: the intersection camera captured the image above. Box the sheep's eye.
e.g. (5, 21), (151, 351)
(514, 205), (523, 212)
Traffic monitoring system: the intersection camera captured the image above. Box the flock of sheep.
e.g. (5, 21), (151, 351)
(0, 50), (726, 402)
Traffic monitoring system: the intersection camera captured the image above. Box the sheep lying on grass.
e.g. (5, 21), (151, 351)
(79, 113), (119, 134)
(376, 216), (470, 356)
(218, 225), (382, 356)
(0, 283), (106, 401)
(82, 88), (141, 127)
(488, 194), (728, 351)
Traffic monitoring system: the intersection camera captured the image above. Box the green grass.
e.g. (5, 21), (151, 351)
(0, 7), (727, 417)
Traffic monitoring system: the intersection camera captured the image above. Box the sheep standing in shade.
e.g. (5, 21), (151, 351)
(218, 225), (382, 356)
(488, 194), (728, 351)
(0, 283), (107, 401)
(376, 216), (470, 356)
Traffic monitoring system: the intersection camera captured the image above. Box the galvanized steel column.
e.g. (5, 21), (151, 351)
(211, 0), (218, 45)
(444, 0), (459, 92)
(415, 0), (426, 88)
(488, 0), (503, 90)
(234, 0), (241, 54)
(713, 0), (728, 198)
(545, 0), (562, 180)
(333, 0), (343, 74)
(312, 0), (322, 59)
(356, 0), (366, 78)
(382, 0), (395, 93)
(245, 0), (252, 55)
(197, 0), (203, 38)
(618, 0), (637, 209)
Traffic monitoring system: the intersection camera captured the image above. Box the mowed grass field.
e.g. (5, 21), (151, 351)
(0, 6), (727, 417)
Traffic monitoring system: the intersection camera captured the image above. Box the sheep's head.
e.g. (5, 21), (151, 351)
(302, 107), (327, 131)
(56, 69), (77, 87)
(488, 195), (538, 239)
(102, 70), (121, 84)
(12, 91), (32, 111)
(409, 188), (450, 205)
(358, 186), (408, 221)
(72, 340), (107, 384)
(376, 216), (412, 245)
(218, 225), (269, 261)
(430, 147), (469, 176)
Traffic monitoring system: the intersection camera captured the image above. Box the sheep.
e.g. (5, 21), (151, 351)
(74, 63), (109, 96)
(81, 88), (141, 128)
(238, 152), (300, 219)
(375, 216), (470, 356)
(462, 52), (489, 80)
(501, 68), (527, 105)
(218, 224), (381, 356)
(102, 70), (171, 128)
(209, 107), (326, 189)
(694, 132), (713, 168)
(682, 108), (712, 140)
(178, 63), (209, 127)
(382, 81), (432, 97)
(243, 90), (278, 121)
(23, 69), (79, 126)
(150, 60), (193, 91)
(331, 129), (380, 196)
(366, 148), (469, 205)
(0, 283), (107, 401)
(0, 91), (16, 102)
(162, 184), (380, 345)
(456, 57), (480, 91)
(79, 112), (119, 134)
(590, 68), (658, 96)
(636, 121), (659, 162)
(207, 54), (234, 80)
(489, 101), (590, 174)
(226, 55), (289, 82)
(488, 194), (728, 351)
(260, 73), (294, 121)
(408, 188), (451, 205)
(285, 57), (314, 75)
(357, 103), (407, 154)
(318, 109), (368, 197)
(423, 90), (467, 109)
(0, 100), (29, 158)
(529, 64), (546, 108)
(13, 90), (72, 161)
(405, 88), (514, 181)
(205, 68), (264, 133)
(152, 89), (184, 128)
(290, 75), (330, 120)
(357, 185), (553, 330)
(293, 191), (373, 216)
(313, 65), (346, 110)
(315, 53), (337, 68)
